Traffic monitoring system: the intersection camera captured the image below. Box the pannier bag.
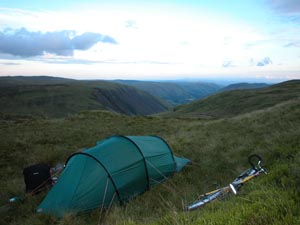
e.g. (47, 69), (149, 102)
(23, 163), (51, 194)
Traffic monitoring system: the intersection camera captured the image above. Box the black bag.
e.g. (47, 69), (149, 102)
(23, 163), (51, 194)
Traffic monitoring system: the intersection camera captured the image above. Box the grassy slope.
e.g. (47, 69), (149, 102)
(167, 80), (300, 118)
(0, 76), (170, 117)
(0, 96), (300, 224)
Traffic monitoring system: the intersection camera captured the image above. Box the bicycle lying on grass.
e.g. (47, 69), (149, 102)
(187, 154), (267, 211)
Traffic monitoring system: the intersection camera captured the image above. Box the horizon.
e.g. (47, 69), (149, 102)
(2, 74), (292, 86)
(0, 0), (300, 81)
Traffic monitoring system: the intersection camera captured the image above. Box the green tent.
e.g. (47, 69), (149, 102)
(36, 135), (189, 217)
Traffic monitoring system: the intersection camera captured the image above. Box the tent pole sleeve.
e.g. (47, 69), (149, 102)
(65, 152), (122, 205)
(151, 135), (177, 172)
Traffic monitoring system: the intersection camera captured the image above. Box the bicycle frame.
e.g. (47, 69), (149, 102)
(187, 154), (266, 211)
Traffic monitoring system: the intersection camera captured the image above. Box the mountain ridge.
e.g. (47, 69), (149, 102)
(219, 82), (269, 92)
(0, 76), (171, 117)
(163, 79), (300, 118)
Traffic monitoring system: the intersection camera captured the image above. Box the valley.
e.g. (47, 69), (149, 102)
(0, 77), (299, 225)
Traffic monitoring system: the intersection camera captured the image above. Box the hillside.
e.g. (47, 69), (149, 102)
(114, 80), (221, 105)
(166, 80), (300, 118)
(0, 76), (77, 86)
(0, 76), (171, 117)
(219, 82), (269, 92)
(0, 92), (299, 224)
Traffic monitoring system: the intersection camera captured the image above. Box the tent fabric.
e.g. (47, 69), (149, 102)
(36, 135), (190, 217)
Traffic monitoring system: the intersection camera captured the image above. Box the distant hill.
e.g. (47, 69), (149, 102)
(163, 80), (300, 118)
(113, 80), (221, 105)
(0, 76), (76, 86)
(0, 76), (171, 117)
(220, 82), (269, 92)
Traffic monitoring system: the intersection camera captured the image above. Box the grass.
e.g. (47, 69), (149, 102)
(0, 94), (300, 224)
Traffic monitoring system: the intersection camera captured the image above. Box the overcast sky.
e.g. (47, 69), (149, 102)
(0, 0), (299, 81)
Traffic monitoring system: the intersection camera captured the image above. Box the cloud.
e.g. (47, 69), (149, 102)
(40, 58), (103, 65)
(4, 55), (176, 65)
(222, 60), (235, 68)
(125, 20), (138, 29)
(266, 0), (300, 15)
(71, 32), (116, 50)
(0, 28), (117, 57)
(52, 59), (177, 65)
(284, 41), (300, 47)
(256, 57), (272, 66)
(0, 62), (21, 66)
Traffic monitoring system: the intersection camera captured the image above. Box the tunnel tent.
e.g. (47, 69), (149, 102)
(36, 135), (190, 217)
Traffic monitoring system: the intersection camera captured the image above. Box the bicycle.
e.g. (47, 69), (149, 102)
(187, 154), (267, 211)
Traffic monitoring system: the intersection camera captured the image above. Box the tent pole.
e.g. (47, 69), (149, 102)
(146, 160), (182, 193)
(105, 192), (116, 218)
(98, 177), (109, 224)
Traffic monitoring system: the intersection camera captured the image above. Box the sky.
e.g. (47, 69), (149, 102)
(0, 0), (300, 81)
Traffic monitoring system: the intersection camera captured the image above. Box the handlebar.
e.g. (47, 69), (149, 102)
(248, 154), (262, 170)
